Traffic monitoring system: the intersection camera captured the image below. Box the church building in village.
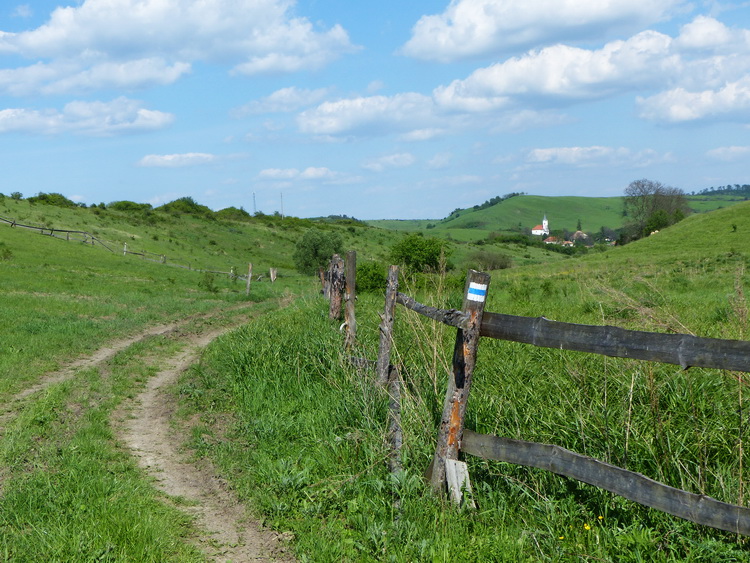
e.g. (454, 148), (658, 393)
(531, 214), (549, 236)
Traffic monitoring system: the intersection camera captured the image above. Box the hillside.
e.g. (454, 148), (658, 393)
(368, 193), (748, 243)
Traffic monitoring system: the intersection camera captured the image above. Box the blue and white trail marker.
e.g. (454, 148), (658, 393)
(467, 282), (488, 303)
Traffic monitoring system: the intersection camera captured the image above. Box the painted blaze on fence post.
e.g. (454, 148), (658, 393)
(429, 269), (491, 493)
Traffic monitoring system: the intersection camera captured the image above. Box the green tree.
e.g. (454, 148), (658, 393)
(293, 229), (343, 275)
(390, 233), (449, 273)
(623, 179), (689, 240)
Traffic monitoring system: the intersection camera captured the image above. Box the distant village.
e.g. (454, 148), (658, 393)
(530, 214), (610, 246)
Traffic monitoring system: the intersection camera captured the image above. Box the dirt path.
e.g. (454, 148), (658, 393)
(2, 305), (294, 562)
(117, 324), (293, 562)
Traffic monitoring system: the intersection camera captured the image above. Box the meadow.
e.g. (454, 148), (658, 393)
(1, 194), (750, 560)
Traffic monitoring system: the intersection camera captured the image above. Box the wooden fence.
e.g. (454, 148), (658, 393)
(371, 268), (750, 536)
(1, 214), (277, 293)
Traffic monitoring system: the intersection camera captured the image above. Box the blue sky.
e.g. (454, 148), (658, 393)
(1, 1), (750, 219)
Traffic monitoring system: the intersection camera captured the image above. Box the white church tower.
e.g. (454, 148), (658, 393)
(531, 214), (549, 236)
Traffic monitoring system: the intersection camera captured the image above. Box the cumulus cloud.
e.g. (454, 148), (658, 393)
(0, 0), (356, 95)
(706, 146), (750, 162)
(298, 93), (435, 136)
(434, 30), (678, 110)
(258, 166), (338, 180)
(362, 153), (416, 172)
(401, 0), (683, 62)
(233, 87), (331, 117)
(138, 153), (216, 167)
(525, 145), (670, 167)
(293, 15), (750, 138)
(637, 78), (750, 123)
(0, 96), (173, 136)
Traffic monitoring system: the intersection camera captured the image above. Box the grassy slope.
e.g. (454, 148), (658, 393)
(3, 195), (750, 560)
(184, 201), (750, 561)
(368, 193), (746, 243)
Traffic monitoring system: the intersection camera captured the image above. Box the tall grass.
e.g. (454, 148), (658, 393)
(183, 268), (750, 560)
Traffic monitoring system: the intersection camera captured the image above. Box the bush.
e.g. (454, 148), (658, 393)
(467, 249), (513, 271)
(356, 261), (386, 293)
(293, 229), (343, 275)
(0, 242), (13, 261)
(26, 192), (78, 208)
(390, 233), (450, 273)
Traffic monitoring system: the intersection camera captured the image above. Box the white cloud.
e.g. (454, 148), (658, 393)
(402, 0), (683, 62)
(233, 87), (331, 117)
(0, 0), (356, 94)
(637, 77), (750, 122)
(706, 146), (750, 161)
(428, 152), (452, 169)
(298, 93), (436, 136)
(0, 96), (173, 136)
(434, 30), (677, 110)
(526, 146), (669, 167)
(362, 153), (416, 172)
(138, 153), (216, 167)
(13, 5), (32, 18)
(399, 128), (445, 141)
(258, 166), (339, 180)
(675, 15), (736, 51)
(0, 58), (191, 96)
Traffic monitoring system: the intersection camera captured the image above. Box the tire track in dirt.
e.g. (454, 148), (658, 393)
(1, 303), (294, 562)
(116, 322), (294, 562)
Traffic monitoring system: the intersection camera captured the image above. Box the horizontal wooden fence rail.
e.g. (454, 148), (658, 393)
(462, 430), (750, 536)
(480, 312), (750, 372)
(390, 273), (750, 536)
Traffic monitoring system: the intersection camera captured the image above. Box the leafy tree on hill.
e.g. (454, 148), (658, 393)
(293, 228), (343, 275)
(623, 179), (690, 240)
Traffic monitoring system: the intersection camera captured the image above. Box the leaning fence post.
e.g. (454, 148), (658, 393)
(377, 265), (399, 386)
(344, 251), (357, 349)
(328, 254), (345, 320)
(428, 269), (491, 494)
(246, 263), (253, 296)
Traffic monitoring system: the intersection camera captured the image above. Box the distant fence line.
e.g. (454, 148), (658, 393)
(323, 254), (750, 536)
(0, 214), (277, 290)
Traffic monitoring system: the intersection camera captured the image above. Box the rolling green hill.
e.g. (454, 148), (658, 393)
(368, 193), (748, 243)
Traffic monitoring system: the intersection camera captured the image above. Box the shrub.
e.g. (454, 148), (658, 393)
(467, 249), (513, 271)
(293, 229), (343, 275)
(0, 243), (13, 261)
(356, 261), (386, 293)
(390, 233), (450, 273)
(26, 192), (78, 208)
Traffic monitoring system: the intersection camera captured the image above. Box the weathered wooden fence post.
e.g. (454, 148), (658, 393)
(376, 266), (403, 477)
(328, 254), (345, 320)
(428, 269), (491, 494)
(344, 251), (357, 349)
(377, 265), (399, 386)
(246, 263), (253, 296)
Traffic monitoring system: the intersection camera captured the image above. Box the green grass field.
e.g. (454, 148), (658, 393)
(2, 195), (750, 560)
